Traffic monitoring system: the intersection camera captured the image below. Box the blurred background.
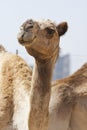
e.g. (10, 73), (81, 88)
(0, 0), (87, 79)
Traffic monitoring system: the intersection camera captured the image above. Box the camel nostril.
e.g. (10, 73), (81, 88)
(25, 23), (34, 32)
(28, 25), (33, 29)
(25, 25), (33, 32)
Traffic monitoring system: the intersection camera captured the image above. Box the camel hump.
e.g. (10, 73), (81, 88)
(0, 44), (6, 52)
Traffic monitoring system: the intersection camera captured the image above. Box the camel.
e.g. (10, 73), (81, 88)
(0, 44), (32, 130)
(0, 19), (67, 130)
(18, 19), (87, 130)
(49, 63), (87, 130)
(17, 19), (67, 130)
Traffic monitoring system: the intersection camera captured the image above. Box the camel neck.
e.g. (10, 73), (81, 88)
(28, 59), (54, 130)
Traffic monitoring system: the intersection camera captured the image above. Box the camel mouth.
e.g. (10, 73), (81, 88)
(18, 36), (37, 46)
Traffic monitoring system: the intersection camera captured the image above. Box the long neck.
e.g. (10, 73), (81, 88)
(28, 59), (54, 130)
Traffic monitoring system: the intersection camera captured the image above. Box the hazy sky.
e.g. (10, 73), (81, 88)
(0, 0), (87, 74)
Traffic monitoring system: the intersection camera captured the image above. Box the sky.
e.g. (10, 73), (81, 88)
(0, 0), (87, 74)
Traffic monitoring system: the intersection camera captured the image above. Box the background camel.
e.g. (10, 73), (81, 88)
(0, 19), (67, 130)
(0, 44), (32, 130)
(49, 63), (87, 130)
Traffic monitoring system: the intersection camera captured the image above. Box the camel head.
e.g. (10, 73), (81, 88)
(17, 19), (68, 62)
(0, 44), (6, 52)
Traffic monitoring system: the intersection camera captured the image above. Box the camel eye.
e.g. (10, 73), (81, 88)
(45, 27), (55, 34)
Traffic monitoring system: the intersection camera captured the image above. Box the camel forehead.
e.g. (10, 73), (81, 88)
(23, 19), (56, 29)
(36, 19), (56, 29)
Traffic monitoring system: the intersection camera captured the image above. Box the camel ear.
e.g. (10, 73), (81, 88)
(56, 22), (68, 36)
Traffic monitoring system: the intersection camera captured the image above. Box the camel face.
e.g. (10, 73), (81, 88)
(17, 19), (68, 60)
(17, 19), (39, 46)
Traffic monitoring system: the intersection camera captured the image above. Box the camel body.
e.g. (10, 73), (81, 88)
(49, 63), (87, 130)
(0, 49), (32, 130)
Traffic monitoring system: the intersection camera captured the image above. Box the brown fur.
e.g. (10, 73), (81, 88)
(52, 63), (87, 103)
